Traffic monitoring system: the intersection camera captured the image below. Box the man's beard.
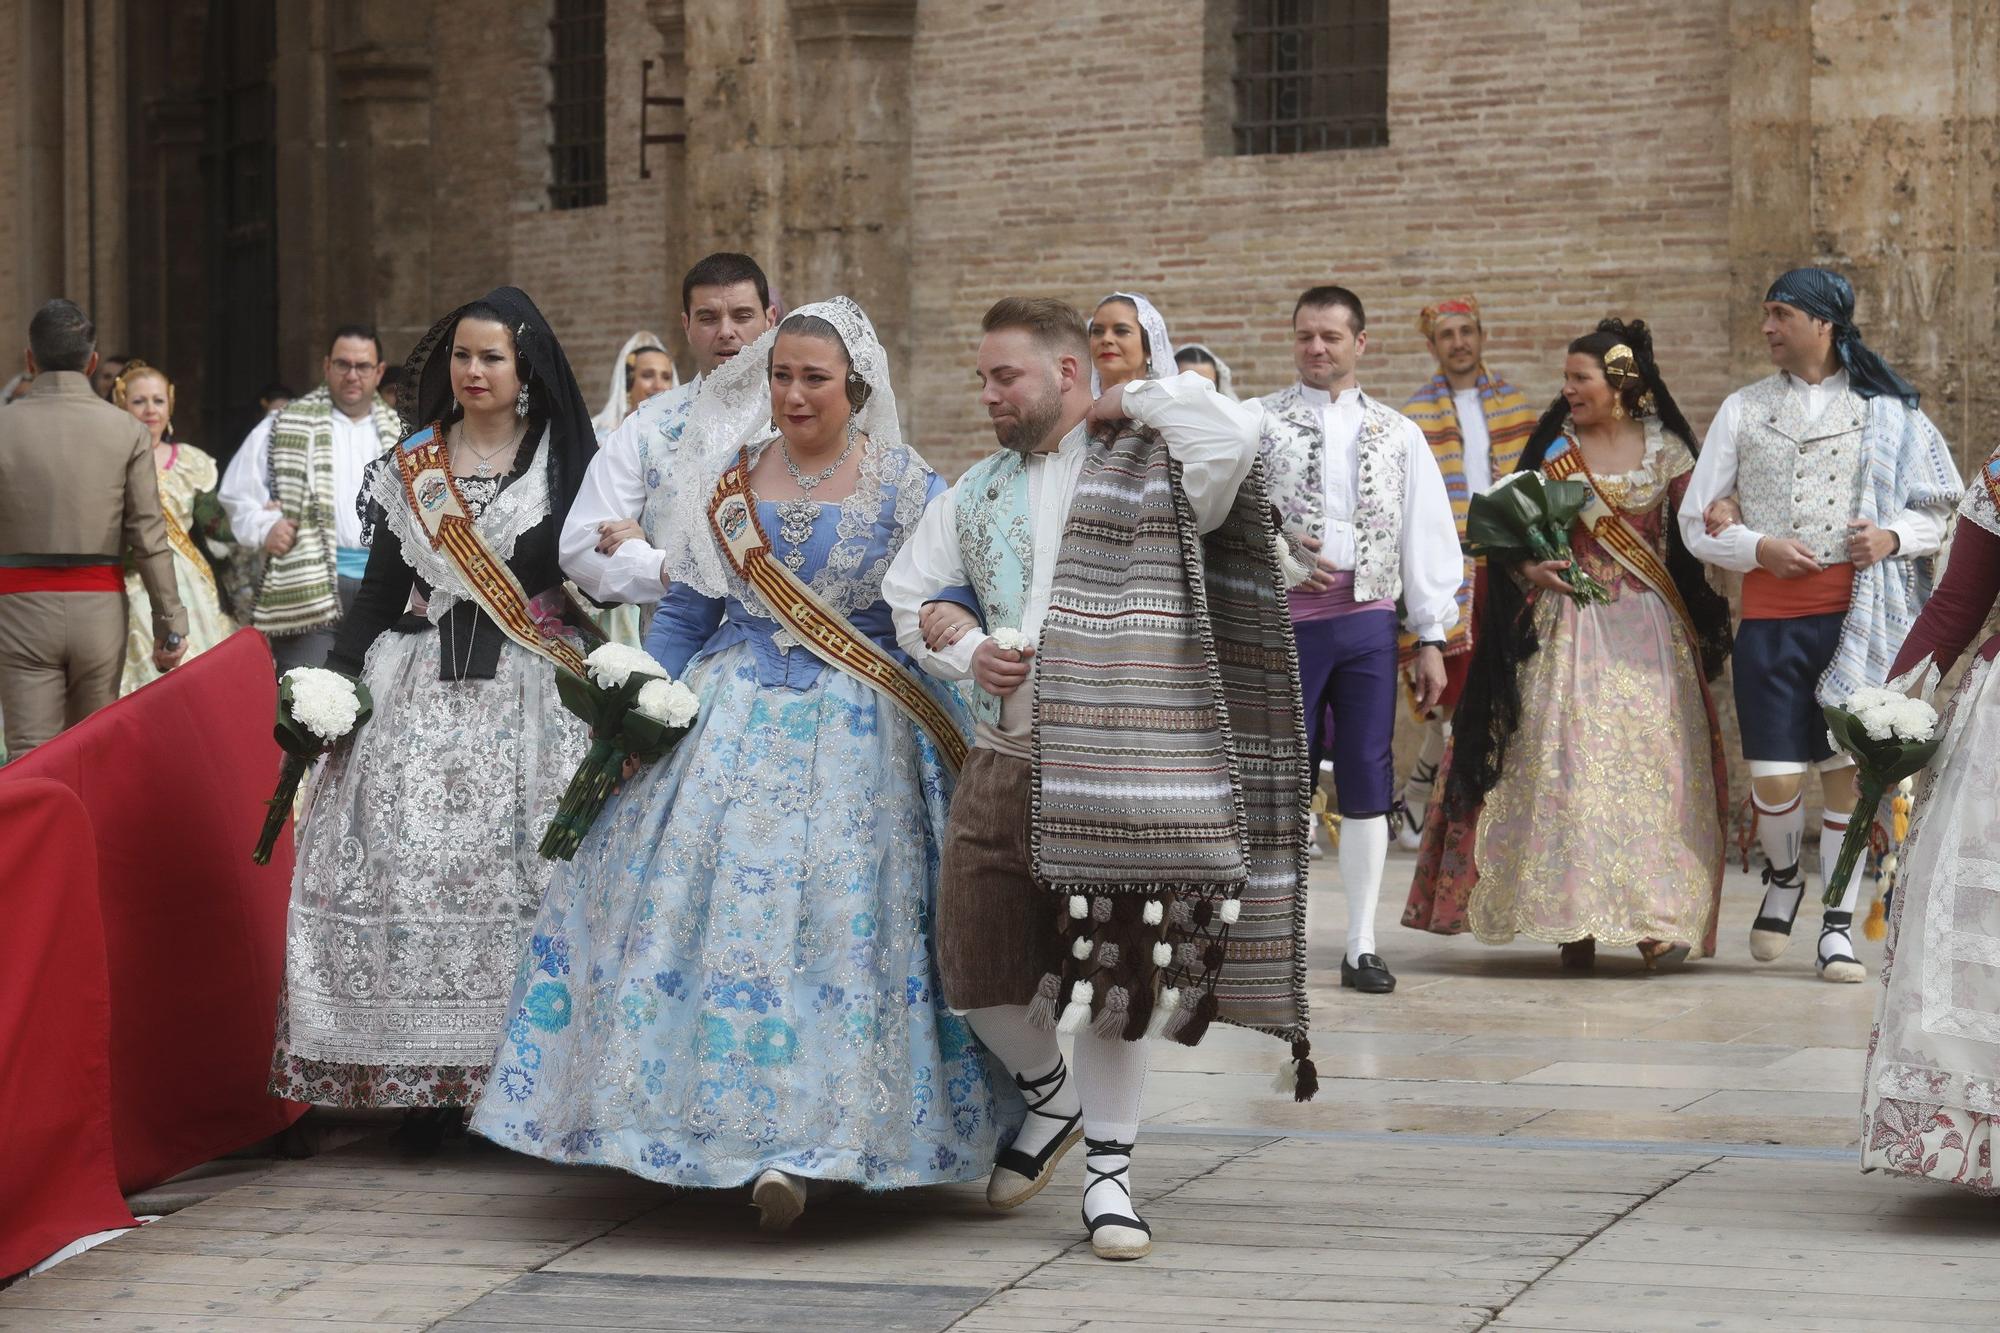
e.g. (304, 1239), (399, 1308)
(992, 380), (1063, 453)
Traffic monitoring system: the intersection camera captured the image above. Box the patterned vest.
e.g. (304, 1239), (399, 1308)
(1734, 373), (1868, 566)
(1255, 385), (1408, 602)
(954, 449), (1034, 724)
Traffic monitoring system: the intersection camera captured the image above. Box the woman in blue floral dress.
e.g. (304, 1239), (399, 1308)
(471, 299), (1011, 1227)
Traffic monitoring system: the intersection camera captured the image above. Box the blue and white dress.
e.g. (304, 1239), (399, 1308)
(470, 438), (1012, 1189)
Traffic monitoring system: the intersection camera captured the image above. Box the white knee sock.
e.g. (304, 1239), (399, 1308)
(1753, 789), (1806, 922)
(1405, 717), (1448, 805)
(1820, 809), (1859, 914)
(1339, 814), (1389, 963)
(967, 1005), (1075, 1157)
(1073, 1030), (1148, 1221)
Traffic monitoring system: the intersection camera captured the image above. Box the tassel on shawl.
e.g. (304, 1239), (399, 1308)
(1271, 1036), (1319, 1102)
(1026, 973), (1061, 1031)
(1056, 980), (1095, 1035)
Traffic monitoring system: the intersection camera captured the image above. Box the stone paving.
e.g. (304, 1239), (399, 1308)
(6, 852), (1997, 1332)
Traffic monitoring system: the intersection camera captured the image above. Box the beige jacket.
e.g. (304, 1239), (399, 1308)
(0, 369), (187, 637)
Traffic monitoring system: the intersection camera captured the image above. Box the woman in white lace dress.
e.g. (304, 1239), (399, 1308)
(268, 288), (593, 1134)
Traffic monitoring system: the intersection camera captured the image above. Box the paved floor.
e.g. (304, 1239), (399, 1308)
(6, 851), (1996, 1332)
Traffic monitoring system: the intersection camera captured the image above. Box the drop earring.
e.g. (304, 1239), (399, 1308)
(515, 384), (531, 418)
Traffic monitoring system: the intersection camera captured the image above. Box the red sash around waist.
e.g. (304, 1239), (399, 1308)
(0, 564), (124, 594)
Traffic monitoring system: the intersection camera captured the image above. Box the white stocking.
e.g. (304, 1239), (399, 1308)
(1073, 1030), (1148, 1221)
(1753, 787), (1806, 921)
(966, 1005), (1074, 1158)
(1339, 814), (1389, 962)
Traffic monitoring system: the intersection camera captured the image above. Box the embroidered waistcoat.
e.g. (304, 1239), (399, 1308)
(1734, 373), (1867, 566)
(954, 449), (1034, 724)
(1256, 385), (1409, 603)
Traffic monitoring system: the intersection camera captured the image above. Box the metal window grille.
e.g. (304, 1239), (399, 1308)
(548, 0), (607, 209)
(1232, 0), (1389, 155)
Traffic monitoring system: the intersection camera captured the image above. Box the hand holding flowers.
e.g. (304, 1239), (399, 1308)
(538, 644), (700, 861)
(1465, 471), (1610, 607)
(253, 668), (372, 864)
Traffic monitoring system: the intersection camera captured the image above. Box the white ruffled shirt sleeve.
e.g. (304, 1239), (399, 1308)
(1678, 390), (1765, 573)
(218, 413), (280, 549)
(884, 486), (982, 681)
(1120, 371), (1261, 532)
(1398, 415), (1462, 643)
(560, 409), (671, 605)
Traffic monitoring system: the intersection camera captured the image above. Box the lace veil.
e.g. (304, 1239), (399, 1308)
(657, 296), (906, 599)
(1091, 290), (1177, 396)
(593, 330), (676, 437)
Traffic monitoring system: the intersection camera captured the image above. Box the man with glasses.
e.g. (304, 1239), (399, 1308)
(220, 324), (404, 673)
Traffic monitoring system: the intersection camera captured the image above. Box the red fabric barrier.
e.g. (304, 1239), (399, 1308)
(0, 779), (135, 1277)
(1, 628), (304, 1202)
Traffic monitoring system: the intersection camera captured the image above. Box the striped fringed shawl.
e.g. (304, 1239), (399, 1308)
(253, 388), (402, 637)
(1030, 424), (1312, 1077)
(1399, 367), (1536, 658)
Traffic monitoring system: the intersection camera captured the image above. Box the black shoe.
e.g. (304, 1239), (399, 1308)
(1341, 953), (1396, 994)
(986, 1057), (1082, 1209)
(1750, 861), (1805, 963)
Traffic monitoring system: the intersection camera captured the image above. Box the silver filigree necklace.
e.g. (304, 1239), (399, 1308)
(775, 422), (857, 571)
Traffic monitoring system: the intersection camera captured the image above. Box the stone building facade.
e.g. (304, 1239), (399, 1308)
(2, 0), (1993, 474)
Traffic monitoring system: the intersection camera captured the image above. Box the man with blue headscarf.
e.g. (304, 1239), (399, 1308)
(1679, 267), (1960, 985)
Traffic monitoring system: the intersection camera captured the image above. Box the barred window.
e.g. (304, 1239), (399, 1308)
(1232, 0), (1389, 155)
(547, 0), (607, 210)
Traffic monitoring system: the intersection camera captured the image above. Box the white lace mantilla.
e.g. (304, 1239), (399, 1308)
(367, 422), (553, 624)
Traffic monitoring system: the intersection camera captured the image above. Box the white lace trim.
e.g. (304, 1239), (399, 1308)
(367, 423), (553, 621)
(1958, 466), (2000, 538)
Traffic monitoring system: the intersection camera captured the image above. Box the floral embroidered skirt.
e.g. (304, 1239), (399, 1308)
(1863, 656), (2000, 1194)
(467, 643), (1014, 1189)
(269, 630), (587, 1108)
(1463, 589), (1725, 950)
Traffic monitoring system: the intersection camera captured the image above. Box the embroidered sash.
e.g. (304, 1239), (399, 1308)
(1543, 446), (1696, 639)
(157, 498), (217, 595)
(706, 450), (968, 778)
(393, 425), (588, 676)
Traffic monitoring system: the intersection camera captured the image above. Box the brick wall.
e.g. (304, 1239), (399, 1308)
(904, 0), (1736, 476)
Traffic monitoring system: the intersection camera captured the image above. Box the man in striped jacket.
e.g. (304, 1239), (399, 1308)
(1396, 296), (1536, 847)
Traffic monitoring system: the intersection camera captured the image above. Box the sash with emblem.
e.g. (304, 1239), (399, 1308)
(1542, 443), (1696, 638)
(706, 449), (969, 777)
(394, 424), (588, 677)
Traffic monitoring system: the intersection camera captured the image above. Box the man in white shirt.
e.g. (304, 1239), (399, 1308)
(560, 253), (777, 608)
(218, 324), (402, 673)
(884, 297), (1283, 1262)
(1257, 286), (1461, 995)
(1394, 296), (1537, 848)
(1679, 267), (1959, 983)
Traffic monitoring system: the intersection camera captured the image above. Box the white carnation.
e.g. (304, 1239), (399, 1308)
(1488, 470), (1533, 492)
(635, 677), (700, 728)
(989, 627), (1030, 653)
(283, 667), (361, 742)
(585, 643), (662, 690)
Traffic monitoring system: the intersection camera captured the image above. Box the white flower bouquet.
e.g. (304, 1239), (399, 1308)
(989, 626), (1031, 654)
(1820, 684), (1942, 908)
(538, 643), (701, 861)
(253, 667), (373, 864)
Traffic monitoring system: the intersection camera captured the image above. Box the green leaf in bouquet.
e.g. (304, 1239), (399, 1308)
(1465, 483), (1541, 553)
(554, 666), (612, 733)
(1538, 477), (1592, 528)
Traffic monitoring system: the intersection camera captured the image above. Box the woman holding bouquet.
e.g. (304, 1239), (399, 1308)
(469, 298), (1011, 1228)
(1404, 320), (1734, 967)
(269, 288), (594, 1127)
(1861, 446), (2000, 1192)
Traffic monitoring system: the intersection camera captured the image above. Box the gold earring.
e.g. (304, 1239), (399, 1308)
(1611, 398), (1627, 421)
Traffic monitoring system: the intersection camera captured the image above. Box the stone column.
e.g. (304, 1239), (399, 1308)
(682, 0), (789, 289)
(328, 3), (433, 365)
(785, 0), (917, 380)
(1725, 0), (1812, 383)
